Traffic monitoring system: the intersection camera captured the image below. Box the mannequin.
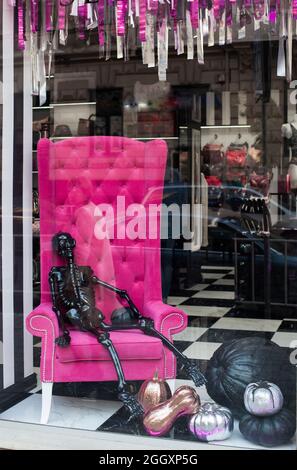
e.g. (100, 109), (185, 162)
(282, 115), (297, 193)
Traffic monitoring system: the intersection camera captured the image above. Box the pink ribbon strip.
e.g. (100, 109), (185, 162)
(139, 0), (147, 42)
(293, 0), (297, 20)
(269, 0), (277, 23)
(46, 0), (54, 32)
(213, 0), (220, 20)
(117, 0), (126, 36)
(78, 3), (88, 40)
(97, 0), (105, 46)
(17, 0), (25, 50)
(57, 2), (66, 31)
(190, 0), (199, 29)
(31, 0), (38, 33)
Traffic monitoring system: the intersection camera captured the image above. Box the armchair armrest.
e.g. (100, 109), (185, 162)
(26, 302), (59, 341)
(143, 300), (188, 338)
(26, 303), (59, 383)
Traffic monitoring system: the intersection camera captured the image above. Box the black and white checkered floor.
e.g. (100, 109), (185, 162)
(0, 265), (296, 449)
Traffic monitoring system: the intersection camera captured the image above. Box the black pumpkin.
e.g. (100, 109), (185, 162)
(239, 409), (296, 447)
(205, 337), (296, 418)
(111, 307), (137, 324)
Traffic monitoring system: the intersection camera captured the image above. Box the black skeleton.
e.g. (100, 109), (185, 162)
(49, 232), (206, 419)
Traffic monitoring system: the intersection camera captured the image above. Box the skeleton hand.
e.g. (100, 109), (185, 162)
(118, 390), (144, 420)
(139, 317), (155, 333)
(55, 331), (71, 347)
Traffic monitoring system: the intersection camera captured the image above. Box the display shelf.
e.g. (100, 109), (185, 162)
(201, 125), (251, 129)
(134, 136), (179, 141)
(51, 101), (96, 107)
(32, 106), (53, 110)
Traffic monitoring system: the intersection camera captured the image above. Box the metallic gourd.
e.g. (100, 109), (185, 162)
(189, 402), (234, 442)
(137, 371), (172, 412)
(143, 386), (201, 437)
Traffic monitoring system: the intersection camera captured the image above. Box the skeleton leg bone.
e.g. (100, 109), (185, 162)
(83, 325), (144, 419)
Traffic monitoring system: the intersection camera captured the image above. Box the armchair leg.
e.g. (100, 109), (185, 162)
(41, 382), (53, 425)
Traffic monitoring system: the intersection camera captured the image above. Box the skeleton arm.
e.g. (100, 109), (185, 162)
(49, 268), (71, 347)
(90, 275), (143, 320)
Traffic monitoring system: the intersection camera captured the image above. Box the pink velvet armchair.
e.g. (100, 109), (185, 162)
(26, 136), (188, 424)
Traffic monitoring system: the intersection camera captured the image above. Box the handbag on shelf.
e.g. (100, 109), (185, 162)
(202, 144), (224, 165)
(226, 148), (247, 167)
(77, 114), (96, 136)
(53, 124), (72, 138)
(77, 114), (107, 136)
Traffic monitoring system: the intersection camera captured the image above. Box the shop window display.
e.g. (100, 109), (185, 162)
(0, 0), (296, 451)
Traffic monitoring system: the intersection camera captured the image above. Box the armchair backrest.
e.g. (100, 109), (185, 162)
(38, 137), (167, 319)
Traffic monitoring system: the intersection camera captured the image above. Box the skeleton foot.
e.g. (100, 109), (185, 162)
(179, 358), (206, 387)
(118, 391), (144, 420)
(55, 332), (71, 347)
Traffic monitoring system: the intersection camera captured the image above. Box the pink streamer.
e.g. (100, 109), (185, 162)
(97, 0), (105, 46)
(139, 0), (147, 42)
(46, 0), (54, 32)
(293, 0), (297, 20)
(149, 0), (158, 15)
(117, 0), (126, 36)
(269, 0), (277, 23)
(190, 0), (199, 30)
(213, 0), (220, 20)
(17, 0), (25, 50)
(78, 4), (88, 40)
(226, 0), (233, 26)
(171, 0), (177, 31)
(57, 2), (66, 31)
(31, 0), (38, 33)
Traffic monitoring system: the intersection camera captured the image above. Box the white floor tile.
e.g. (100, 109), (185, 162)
(192, 290), (234, 300)
(0, 394), (122, 430)
(213, 279), (235, 286)
(168, 296), (189, 306)
(0, 341), (3, 364)
(185, 284), (209, 291)
(180, 306), (231, 317)
(202, 273), (226, 280)
(271, 332), (297, 348)
(183, 342), (221, 360)
(212, 317), (282, 332)
(201, 266), (233, 271)
(173, 327), (208, 342)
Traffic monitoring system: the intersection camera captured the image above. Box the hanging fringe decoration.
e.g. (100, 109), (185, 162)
(7, 0), (297, 87)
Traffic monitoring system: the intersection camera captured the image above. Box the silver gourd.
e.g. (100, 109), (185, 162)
(189, 402), (234, 442)
(244, 381), (284, 417)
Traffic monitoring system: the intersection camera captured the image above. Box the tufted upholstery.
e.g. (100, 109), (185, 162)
(26, 137), (187, 384)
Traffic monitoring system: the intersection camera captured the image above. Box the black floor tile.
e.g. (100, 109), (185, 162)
(33, 346), (41, 368)
(203, 284), (234, 292)
(197, 328), (274, 343)
(181, 298), (235, 308)
(97, 405), (171, 438)
(0, 364), (3, 391)
(200, 278), (221, 284)
(173, 340), (193, 353)
(225, 306), (294, 320)
(169, 289), (198, 297)
(277, 320), (297, 332)
(201, 268), (233, 273)
(48, 381), (143, 400)
(187, 316), (219, 328)
(223, 274), (235, 279)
